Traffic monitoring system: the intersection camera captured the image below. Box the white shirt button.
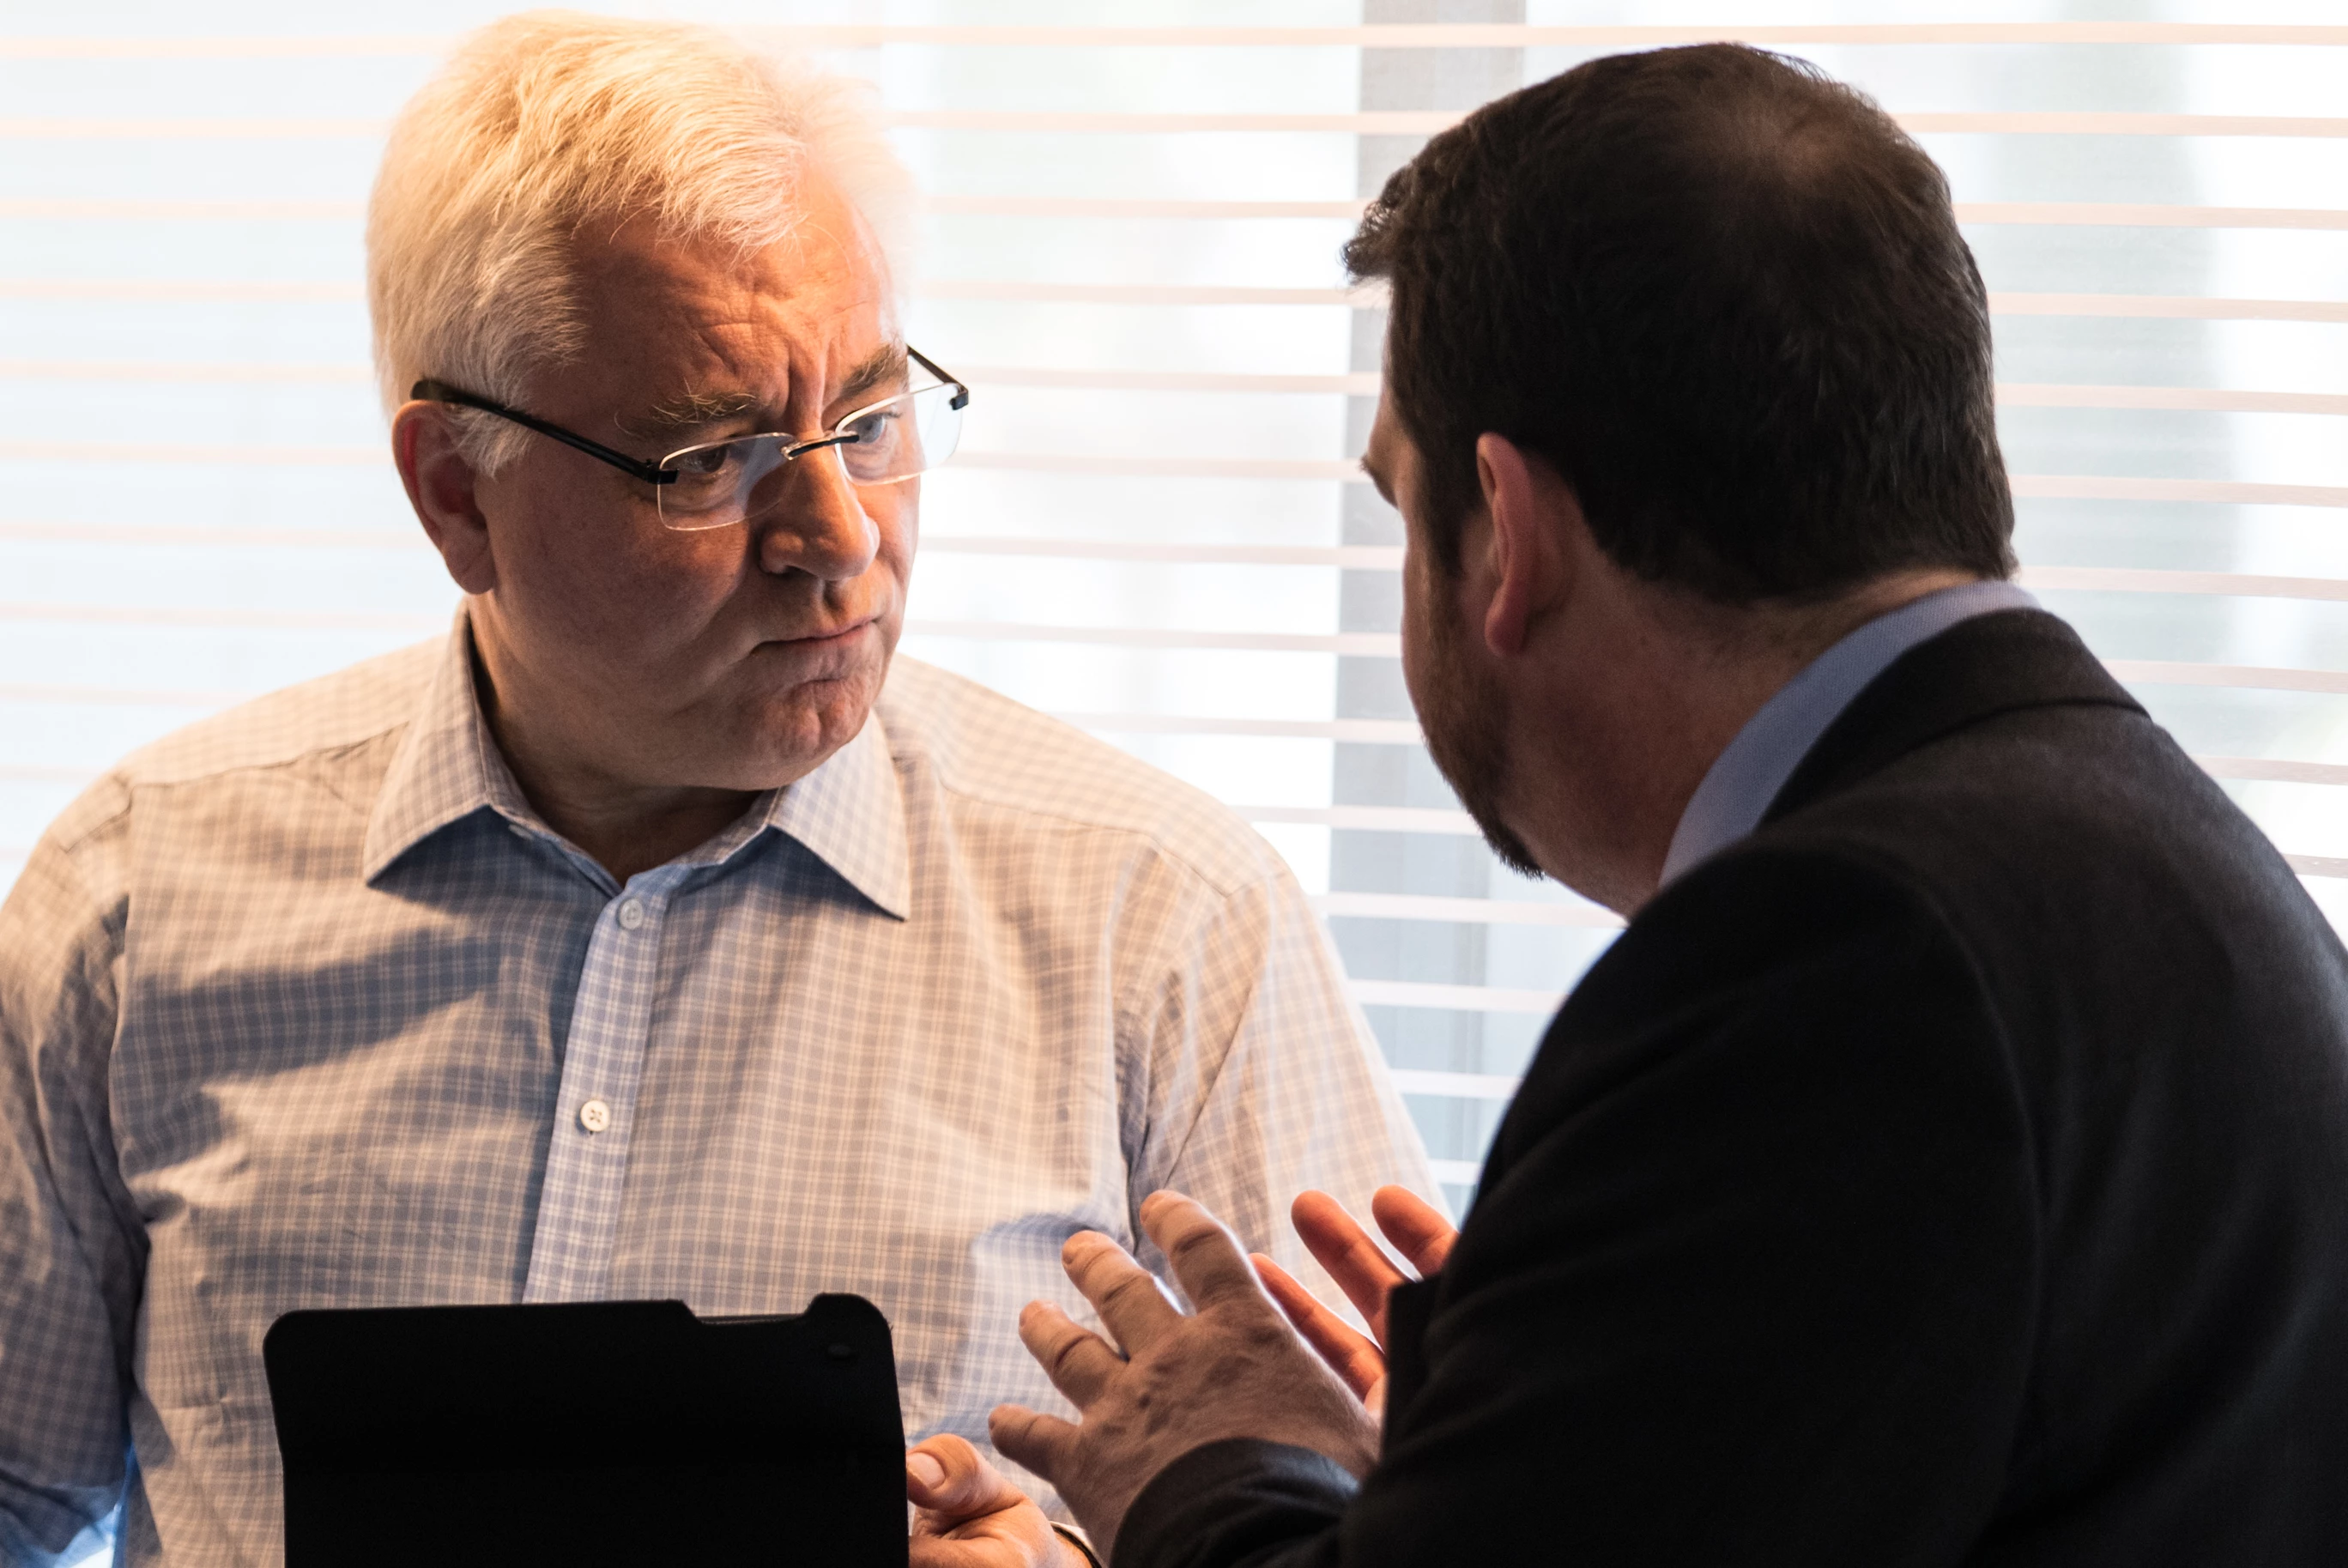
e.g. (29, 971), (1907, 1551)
(578, 1098), (612, 1135)
(616, 899), (646, 930)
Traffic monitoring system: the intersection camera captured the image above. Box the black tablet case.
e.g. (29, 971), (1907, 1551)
(263, 1293), (905, 1566)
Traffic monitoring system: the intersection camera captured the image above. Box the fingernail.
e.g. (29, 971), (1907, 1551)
(906, 1451), (945, 1488)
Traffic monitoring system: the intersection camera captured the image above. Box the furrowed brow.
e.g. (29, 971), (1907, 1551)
(833, 343), (911, 412)
(632, 390), (765, 443)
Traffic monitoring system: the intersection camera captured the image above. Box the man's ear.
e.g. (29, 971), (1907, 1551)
(391, 401), (499, 596)
(1472, 433), (1572, 657)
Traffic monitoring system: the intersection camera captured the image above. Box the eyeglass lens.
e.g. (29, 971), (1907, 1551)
(655, 381), (965, 531)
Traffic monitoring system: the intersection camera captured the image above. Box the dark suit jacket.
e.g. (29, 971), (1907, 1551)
(1120, 610), (2348, 1566)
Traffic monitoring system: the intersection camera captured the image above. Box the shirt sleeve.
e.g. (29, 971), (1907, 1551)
(0, 811), (146, 1563)
(1126, 857), (1444, 1305)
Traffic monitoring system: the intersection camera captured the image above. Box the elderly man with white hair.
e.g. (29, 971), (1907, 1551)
(0, 13), (1435, 1565)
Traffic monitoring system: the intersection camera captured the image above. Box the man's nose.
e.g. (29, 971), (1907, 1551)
(753, 446), (880, 580)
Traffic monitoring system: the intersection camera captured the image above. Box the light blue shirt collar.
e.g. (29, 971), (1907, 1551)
(1658, 580), (2039, 887)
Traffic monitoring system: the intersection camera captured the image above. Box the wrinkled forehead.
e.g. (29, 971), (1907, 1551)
(561, 181), (903, 425)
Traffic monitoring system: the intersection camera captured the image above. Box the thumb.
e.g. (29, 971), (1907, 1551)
(906, 1434), (1023, 1523)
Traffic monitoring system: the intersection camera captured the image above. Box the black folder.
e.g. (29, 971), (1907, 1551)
(263, 1293), (905, 1566)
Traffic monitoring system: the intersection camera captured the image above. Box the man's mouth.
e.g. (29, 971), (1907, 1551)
(774, 610), (878, 638)
(762, 616), (875, 651)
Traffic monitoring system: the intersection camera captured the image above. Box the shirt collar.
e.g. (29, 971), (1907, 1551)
(756, 704), (911, 920)
(363, 608), (911, 919)
(1657, 579), (2040, 888)
(361, 608), (536, 883)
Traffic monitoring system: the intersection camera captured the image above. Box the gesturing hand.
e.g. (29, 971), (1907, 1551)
(1250, 1185), (1457, 1415)
(906, 1433), (1080, 1568)
(989, 1191), (1381, 1561)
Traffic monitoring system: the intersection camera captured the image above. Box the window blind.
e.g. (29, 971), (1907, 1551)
(3, 4), (2345, 1213)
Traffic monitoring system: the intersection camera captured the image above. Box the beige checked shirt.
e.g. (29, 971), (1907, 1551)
(0, 615), (1437, 1566)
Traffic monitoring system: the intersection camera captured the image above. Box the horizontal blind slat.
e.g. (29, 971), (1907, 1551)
(905, 621), (1395, 654)
(2199, 757), (2348, 785)
(10, 25), (2348, 58)
(0, 600), (437, 631)
(1967, 205), (2348, 231)
(0, 522), (422, 548)
(2018, 568), (2348, 602)
(1316, 893), (1621, 928)
(0, 199), (366, 219)
(1988, 294), (2348, 322)
(9, 283), (2345, 316)
(15, 602), (2348, 699)
(2288, 855), (2348, 878)
(0, 682), (249, 707)
(1387, 1070), (1525, 1100)
(1060, 712), (1422, 742)
(1240, 805), (1479, 834)
(922, 282), (1364, 306)
(2007, 477), (2348, 509)
(9, 112), (2347, 138)
(921, 537), (1400, 567)
(6, 444), (2341, 511)
(2109, 662), (2348, 694)
(14, 360), (2345, 415)
(759, 23), (2348, 47)
(12, 199), (2348, 238)
(19, 540), (2348, 608)
(1997, 387), (2348, 415)
(9, 751), (2345, 809)
(1350, 980), (1566, 1014)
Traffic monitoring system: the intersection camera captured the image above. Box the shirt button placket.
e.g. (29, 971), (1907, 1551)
(520, 879), (675, 1304)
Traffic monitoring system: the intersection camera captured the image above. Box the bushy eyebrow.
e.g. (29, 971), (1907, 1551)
(633, 390), (764, 444)
(832, 342), (910, 412)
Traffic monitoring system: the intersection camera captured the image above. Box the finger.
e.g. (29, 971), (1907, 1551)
(1291, 1190), (1410, 1338)
(1015, 1299), (1127, 1408)
(1253, 1252), (1386, 1401)
(1372, 1185), (1459, 1275)
(905, 1433), (1026, 1523)
(1140, 1190), (1269, 1316)
(1061, 1229), (1184, 1357)
(989, 1403), (1080, 1486)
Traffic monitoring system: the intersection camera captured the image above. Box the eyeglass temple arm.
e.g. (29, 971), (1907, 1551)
(409, 379), (675, 486)
(908, 347), (971, 412)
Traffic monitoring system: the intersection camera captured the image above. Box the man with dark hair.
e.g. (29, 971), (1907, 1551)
(917, 42), (2348, 1565)
(1358, 44), (2012, 609)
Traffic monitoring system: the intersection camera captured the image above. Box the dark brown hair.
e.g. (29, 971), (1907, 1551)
(1345, 44), (2014, 602)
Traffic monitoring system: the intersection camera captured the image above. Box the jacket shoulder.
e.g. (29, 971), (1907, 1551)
(1568, 840), (1978, 1044)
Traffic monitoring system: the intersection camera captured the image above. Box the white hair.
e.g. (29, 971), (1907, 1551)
(367, 9), (914, 474)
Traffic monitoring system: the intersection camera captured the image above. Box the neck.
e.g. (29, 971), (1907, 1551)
(1513, 568), (1979, 914)
(468, 639), (761, 887)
